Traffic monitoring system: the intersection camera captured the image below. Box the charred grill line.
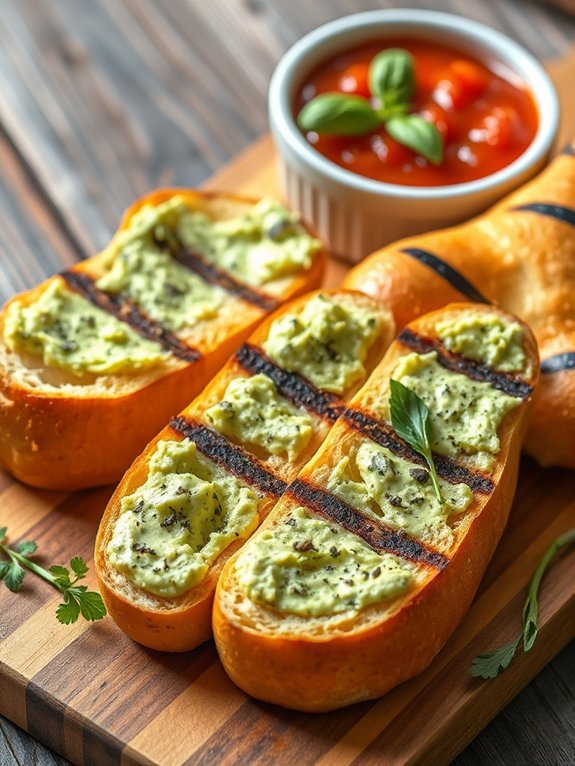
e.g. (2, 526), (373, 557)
(398, 328), (533, 399)
(399, 247), (491, 304)
(171, 248), (279, 311)
(343, 407), (494, 494)
(511, 203), (575, 228)
(169, 416), (287, 497)
(61, 271), (200, 363)
(235, 343), (344, 422)
(541, 351), (575, 374)
(288, 478), (448, 569)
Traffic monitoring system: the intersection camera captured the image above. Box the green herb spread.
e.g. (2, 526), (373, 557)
(96, 243), (224, 331)
(263, 294), (381, 394)
(205, 373), (313, 460)
(389, 352), (521, 459)
(107, 439), (259, 597)
(176, 198), (321, 286)
(327, 442), (472, 548)
(4, 280), (165, 375)
(436, 313), (525, 372)
(236, 507), (413, 616)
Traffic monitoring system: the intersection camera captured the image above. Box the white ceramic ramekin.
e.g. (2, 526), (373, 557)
(269, 10), (559, 263)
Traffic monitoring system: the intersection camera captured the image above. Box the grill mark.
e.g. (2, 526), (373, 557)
(541, 351), (575, 374)
(172, 248), (279, 311)
(61, 271), (200, 363)
(398, 328), (533, 399)
(343, 407), (494, 494)
(169, 416), (287, 497)
(399, 247), (491, 304)
(288, 478), (448, 570)
(511, 203), (575, 228)
(235, 343), (343, 422)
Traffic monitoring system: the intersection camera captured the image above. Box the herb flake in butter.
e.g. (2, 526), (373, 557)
(107, 439), (259, 597)
(237, 507), (412, 616)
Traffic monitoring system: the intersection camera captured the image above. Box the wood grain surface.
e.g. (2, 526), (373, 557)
(0, 1), (574, 765)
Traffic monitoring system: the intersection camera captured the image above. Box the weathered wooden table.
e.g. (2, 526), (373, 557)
(0, 1), (574, 764)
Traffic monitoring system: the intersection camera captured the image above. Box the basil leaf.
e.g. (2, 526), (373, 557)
(389, 379), (429, 455)
(369, 48), (415, 108)
(385, 115), (444, 165)
(297, 93), (380, 136)
(389, 380), (442, 501)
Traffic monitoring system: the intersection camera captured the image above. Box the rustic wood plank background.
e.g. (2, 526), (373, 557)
(0, 0), (574, 764)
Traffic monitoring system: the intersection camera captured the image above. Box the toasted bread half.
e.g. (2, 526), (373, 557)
(0, 190), (325, 489)
(344, 142), (575, 469)
(95, 289), (394, 651)
(213, 303), (539, 711)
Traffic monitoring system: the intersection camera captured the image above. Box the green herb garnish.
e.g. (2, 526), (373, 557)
(389, 379), (442, 502)
(297, 48), (443, 164)
(470, 528), (575, 679)
(0, 526), (107, 625)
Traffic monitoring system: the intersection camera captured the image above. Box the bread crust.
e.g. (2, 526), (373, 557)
(213, 303), (539, 711)
(343, 146), (575, 469)
(95, 289), (394, 652)
(0, 190), (325, 489)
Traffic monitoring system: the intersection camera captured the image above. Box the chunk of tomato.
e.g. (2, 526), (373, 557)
(339, 63), (371, 98)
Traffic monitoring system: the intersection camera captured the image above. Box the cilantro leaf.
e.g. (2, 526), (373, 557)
(4, 559), (25, 593)
(0, 526), (106, 626)
(78, 590), (107, 621)
(70, 557), (89, 580)
(16, 540), (38, 556)
(56, 591), (81, 625)
(56, 586), (106, 624)
(389, 379), (442, 501)
(469, 638), (520, 680)
(470, 528), (575, 679)
(49, 565), (72, 589)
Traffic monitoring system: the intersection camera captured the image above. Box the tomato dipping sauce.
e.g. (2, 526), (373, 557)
(295, 39), (539, 187)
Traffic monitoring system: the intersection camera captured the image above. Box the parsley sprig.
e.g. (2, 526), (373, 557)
(297, 48), (443, 164)
(470, 528), (575, 679)
(0, 526), (106, 625)
(389, 379), (443, 502)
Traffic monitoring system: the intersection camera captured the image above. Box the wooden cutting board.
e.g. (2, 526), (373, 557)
(1, 51), (575, 766)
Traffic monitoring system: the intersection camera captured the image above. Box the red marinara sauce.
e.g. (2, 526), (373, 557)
(295, 39), (539, 187)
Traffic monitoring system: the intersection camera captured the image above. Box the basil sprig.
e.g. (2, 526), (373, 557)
(389, 379), (443, 502)
(297, 48), (443, 165)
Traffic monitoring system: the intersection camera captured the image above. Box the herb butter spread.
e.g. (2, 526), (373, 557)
(205, 374), (313, 460)
(263, 294), (381, 394)
(390, 352), (521, 458)
(107, 439), (259, 597)
(436, 314), (525, 372)
(327, 443), (472, 548)
(237, 507), (413, 616)
(176, 198), (321, 286)
(4, 280), (165, 375)
(96, 243), (224, 331)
